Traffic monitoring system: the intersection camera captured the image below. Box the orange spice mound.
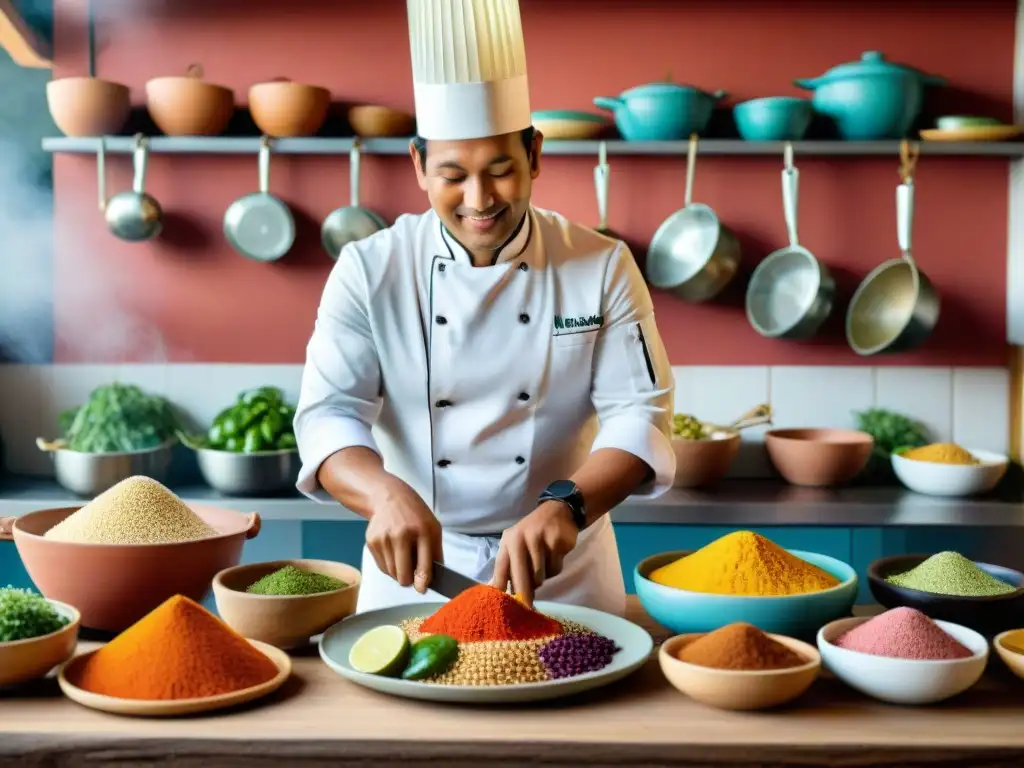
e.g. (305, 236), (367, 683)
(71, 595), (279, 700)
(420, 584), (563, 642)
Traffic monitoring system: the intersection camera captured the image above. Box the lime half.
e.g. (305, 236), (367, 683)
(348, 625), (410, 676)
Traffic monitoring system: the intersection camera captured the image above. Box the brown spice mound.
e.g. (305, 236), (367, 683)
(677, 622), (807, 671)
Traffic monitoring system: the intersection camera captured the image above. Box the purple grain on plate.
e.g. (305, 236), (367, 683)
(538, 634), (620, 679)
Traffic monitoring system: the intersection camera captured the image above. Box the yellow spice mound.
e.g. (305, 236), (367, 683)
(649, 531), (841, 596)
(45, 475), (217, 545)
(901, 442), (978, 465)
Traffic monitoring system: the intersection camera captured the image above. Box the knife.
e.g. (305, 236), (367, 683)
(429, 561), (480, 600)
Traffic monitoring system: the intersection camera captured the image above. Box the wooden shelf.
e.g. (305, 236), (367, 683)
(41, 136), (1024, 158)
(0, 0), (49, 68)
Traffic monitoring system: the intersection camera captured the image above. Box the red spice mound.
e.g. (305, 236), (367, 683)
(835, 607), (974, 661)
(72, 595), (280, 700)
(420, 584), (563, 642)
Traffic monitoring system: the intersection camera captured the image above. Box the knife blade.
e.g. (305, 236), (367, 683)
(429, 561), (480, 600)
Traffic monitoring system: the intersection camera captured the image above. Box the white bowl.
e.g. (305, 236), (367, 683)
(891, 448), (1008, 497)
(817, 616), (988, 705)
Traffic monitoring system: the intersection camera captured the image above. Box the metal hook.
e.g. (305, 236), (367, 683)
(899, 139), (920, 183)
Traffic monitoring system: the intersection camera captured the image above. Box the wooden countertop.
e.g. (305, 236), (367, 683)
(3, 598), (1024, 768)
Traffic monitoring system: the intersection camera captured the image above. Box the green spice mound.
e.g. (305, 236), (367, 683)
(886, 551), (1018, 597)
(246, 565), (347, 596)
(0, 587), (70, 642)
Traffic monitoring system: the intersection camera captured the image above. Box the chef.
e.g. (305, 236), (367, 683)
(294, 0), (675, 617)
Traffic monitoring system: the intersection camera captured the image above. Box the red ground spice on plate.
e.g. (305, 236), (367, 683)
(420, 585), (563, 642)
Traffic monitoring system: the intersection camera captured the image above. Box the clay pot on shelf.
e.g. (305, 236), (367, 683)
(348, 105), (415, 137)
(47, 77), (131, 137)
(248, 79), (331, 137)
(145, 64), (235, 136)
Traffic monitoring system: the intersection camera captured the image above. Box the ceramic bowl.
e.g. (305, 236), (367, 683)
(348, 105), (415, 137)
(634, 549), (858, 639)
(46, 77), (131, 137)
(765, 428), (874, 487)
(891, 448), (1008, 497)
(867, 554), (1024, 635)
(817, 616), (988, 705)
(993, 630), (1024, 681)
(936, 115), (1002, 131)
(659, 632), (820, 710)
(213, 559), (361, 650)
(1, 505), (261, 632)
(248, 80), (331, 137)
(671, 432), (741, 488)
(0, 598), (80, 687)
(531, 110), (609, 140)
(146, 69), (235, 136)
(733, 97), (813, 141)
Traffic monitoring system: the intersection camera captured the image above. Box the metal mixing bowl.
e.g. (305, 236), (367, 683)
(194, 447), (300, 496)
(47, 442), (174, 497)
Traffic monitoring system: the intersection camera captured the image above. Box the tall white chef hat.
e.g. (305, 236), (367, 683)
(407, 0), (532, 141)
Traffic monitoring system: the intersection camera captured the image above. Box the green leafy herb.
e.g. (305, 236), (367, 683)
(854, 408), (931, 458)
(0, 587), (69, 642)
(61, 382), (179, 453)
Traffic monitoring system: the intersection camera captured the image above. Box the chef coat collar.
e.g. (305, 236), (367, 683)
(436, 208), (534, 267)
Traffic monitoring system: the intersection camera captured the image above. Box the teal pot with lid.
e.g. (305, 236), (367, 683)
(794, 51), (945, 140)
(594, 82), (726, 141)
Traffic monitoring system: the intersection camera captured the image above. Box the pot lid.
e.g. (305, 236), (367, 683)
(800, 51), (940, 86)
(621, 80), (719, 99)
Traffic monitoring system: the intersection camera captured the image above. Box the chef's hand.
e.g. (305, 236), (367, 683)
(365, 479), (443, 593)
(491, 501), (578, 608)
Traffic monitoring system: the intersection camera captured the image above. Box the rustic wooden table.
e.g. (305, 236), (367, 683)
(3, 598), (1024, 767)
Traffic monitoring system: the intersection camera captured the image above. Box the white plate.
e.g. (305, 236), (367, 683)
(319, 600), (653, 704)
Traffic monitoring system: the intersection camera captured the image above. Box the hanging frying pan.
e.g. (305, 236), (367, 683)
(223, 135), (296, 262)
(746, 142), (835, 339)
(104, 134), (163, 242)
(846, 141), (939, 355)
(645, 134), (741, 302)
(321, 139), (387, 260)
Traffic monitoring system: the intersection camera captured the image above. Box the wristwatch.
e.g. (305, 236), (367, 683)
(538, 480), (587, 530)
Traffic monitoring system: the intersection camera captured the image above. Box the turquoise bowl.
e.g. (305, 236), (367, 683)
(733, 97), (813, 141)
(634, 549), (858, 640)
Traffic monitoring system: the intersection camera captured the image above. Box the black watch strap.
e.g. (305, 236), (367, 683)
(538, 480), (586, 530)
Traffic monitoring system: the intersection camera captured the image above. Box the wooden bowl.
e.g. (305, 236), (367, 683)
(2, 506), (261, 632)
(765, 428), (873, 487)
(46, 77), (131, 137)
(146, 65), (235, 136)
(213, 559), (361, 650)
(659, 632), (820, 710)
(671, 433), (741, 488)
(993, 630), (1024, 681)
(0, 599), (80, 687)
(249, 80), (330, 137)
(348, 105), (415, 137)
(867, 554), (1024, 635)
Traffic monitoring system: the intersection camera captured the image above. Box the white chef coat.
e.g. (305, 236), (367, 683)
(295, 206), (675, 617)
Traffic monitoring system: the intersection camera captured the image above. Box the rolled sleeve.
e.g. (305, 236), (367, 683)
(590, 242), (676, 498)
(294, 245), (383, 501)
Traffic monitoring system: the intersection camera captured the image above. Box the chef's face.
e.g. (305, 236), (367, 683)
(411, 129), (542, 257)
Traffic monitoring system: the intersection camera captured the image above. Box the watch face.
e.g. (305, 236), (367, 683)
(548, 480), (576, 498)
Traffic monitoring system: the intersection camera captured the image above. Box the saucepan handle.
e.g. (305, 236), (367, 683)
(258, 135), (272, 195)
(684, 133), (698, 207)
(897, 180), (916, 268)
(594, 141), (609, 230)
(0, 516), (14, 541)
(350, 140), (362, 208)
(132, 134), (150, 195)
(782, 142), (799, 248)
(245, 512), (262, 540)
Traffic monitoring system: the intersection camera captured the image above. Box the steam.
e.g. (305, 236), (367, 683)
(0, 139), (169, 364)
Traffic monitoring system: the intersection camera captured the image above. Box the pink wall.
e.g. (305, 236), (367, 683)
(52, 0), (1015, 365)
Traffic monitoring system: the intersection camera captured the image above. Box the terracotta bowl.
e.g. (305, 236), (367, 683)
(0, 599), (80, 687)
(46, 77), (131, 137)
(0, 506), (261, 632)
(213, 559), (361, 650)
(348, 105), (415, 137)
(249, 80), (331, 137)
(671, 433), (741, 488)
(146, 69), (235, 136)
(765, 428), (873, 487)
(659, 632), (820, 710)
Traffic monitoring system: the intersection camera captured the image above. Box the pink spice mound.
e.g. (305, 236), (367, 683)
(834, 607), (974, 661)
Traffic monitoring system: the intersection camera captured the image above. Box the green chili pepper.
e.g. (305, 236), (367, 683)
(224, 436), (242, 451)
(206, 422), (226, 446)
(243, 425), (264, 453)
(276, 432), (297, 450)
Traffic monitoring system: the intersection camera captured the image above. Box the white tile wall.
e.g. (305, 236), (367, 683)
(0, 363), (1012, 478)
